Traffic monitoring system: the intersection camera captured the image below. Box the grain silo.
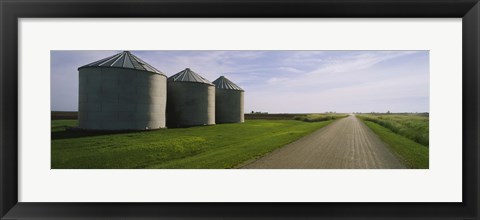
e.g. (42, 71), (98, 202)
(77, 51), (167, 130)
(167, 68), (215, 128)
(212, 76), (244, 123)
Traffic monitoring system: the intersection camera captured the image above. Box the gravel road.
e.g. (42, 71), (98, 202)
(241, 115), (405, 169)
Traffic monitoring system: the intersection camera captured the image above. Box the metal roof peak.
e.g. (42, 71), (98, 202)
(168, 68), (214, 85)
(212, 76), (244, 91)
(78, 51), (165, 75)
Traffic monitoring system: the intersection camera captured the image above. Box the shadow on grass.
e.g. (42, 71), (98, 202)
(51, 128), (145, 140)
(51, 125), (197, 140)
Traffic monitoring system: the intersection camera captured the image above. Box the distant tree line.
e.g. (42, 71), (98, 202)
(250, 111), (268, 114)
(353, 111), (429, 116)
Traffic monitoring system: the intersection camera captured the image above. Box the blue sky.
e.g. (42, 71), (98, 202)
(51, 50), (429, 113)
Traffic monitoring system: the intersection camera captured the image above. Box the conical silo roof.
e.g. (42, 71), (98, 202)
(168, 68), (213, 85)
(213, 76), (244, 91)
(78, 51), (165, 75)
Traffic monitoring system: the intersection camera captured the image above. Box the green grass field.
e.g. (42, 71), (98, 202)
(357, 114), (429, 168)
(357, 114), (429, 146)
(362, 121), (429, 168)
(51, 119), (333, 169)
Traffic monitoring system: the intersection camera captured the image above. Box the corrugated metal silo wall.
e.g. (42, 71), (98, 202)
(167, 82), (215, 127)
(78, 67), (167, 130)
(215, 89), (244, 123)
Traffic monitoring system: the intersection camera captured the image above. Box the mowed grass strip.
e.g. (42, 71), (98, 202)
(363, 121), (429, 169)
(51, 119), (333, 169)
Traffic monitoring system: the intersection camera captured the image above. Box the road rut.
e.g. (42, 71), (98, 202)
(241, 115), (405, 169)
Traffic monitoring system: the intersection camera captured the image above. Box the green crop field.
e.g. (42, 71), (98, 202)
(357, 114), (429, 168)
(51, 119), (333, 169)
(293, 114), (348, 122)
(357, 114), (429, 146)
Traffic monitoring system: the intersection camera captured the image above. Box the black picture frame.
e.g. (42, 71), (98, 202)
(1, 0), (479, 219)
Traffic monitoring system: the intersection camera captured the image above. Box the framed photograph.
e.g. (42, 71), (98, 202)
(1, 0), (479, 219)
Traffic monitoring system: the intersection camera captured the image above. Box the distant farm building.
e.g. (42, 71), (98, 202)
(166, 68), (215, 128)
(212, 76), (244, 123)
(77, 51), (167, 130)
